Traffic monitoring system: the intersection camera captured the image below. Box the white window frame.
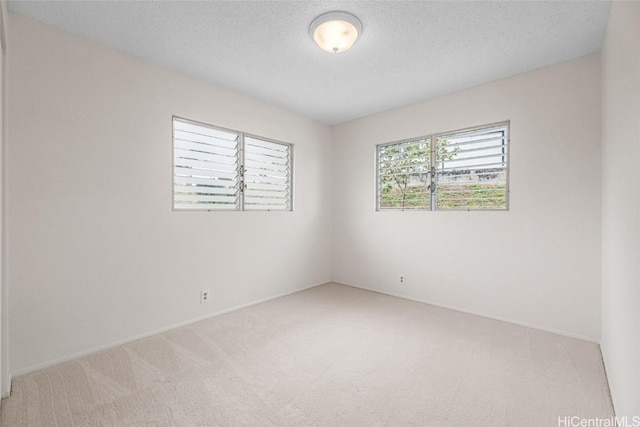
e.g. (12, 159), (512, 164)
(172, 116), (293, 212)
(376, 121), (510, 211)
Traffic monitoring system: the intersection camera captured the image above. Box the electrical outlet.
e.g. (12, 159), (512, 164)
(200, 289), (210, 304)
(399, 275), (405, 285)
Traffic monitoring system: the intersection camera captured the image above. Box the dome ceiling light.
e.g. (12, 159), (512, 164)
(309, 11), (363, 54)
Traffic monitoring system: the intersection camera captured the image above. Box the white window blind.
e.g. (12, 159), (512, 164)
(377, 122), (509, 211)
(173, 117), (293, 211)
(173, 118), (240, 210)
(244, 136), (292, 211)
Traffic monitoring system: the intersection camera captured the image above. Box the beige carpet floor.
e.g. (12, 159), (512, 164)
(1, 283), (614, 426)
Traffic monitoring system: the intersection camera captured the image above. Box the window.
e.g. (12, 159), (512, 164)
(378, 137), (432, 209)
(377, 122), (509, 211)
(435, 124), (508, 210)
(244, 136), (293, 211)
(173, 117), (293, 211)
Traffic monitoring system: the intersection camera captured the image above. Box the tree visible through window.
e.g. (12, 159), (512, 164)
(377, 122), (509, 211)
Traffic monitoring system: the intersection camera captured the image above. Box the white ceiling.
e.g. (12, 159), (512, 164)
(8, 1), (611, 125)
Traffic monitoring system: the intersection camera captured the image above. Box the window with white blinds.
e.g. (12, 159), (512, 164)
(173, 117), (293, 211)
(377, 122), (509, 211)
(244, 136), (292, 211)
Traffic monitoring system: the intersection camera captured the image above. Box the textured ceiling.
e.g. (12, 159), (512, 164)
(8, 1), (611, 125)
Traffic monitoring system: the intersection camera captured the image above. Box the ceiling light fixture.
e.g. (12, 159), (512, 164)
(309, 11), (363, 54)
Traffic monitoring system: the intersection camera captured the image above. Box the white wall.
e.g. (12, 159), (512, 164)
(601, 1), (640, 417)
(6, 14), (332, 375)
(332, 55), (602, 341)
(0, 0), (6, 398)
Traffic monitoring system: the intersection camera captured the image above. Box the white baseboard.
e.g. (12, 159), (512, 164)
(10, 281), (327, 380)
(333, 281), (601, 344)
